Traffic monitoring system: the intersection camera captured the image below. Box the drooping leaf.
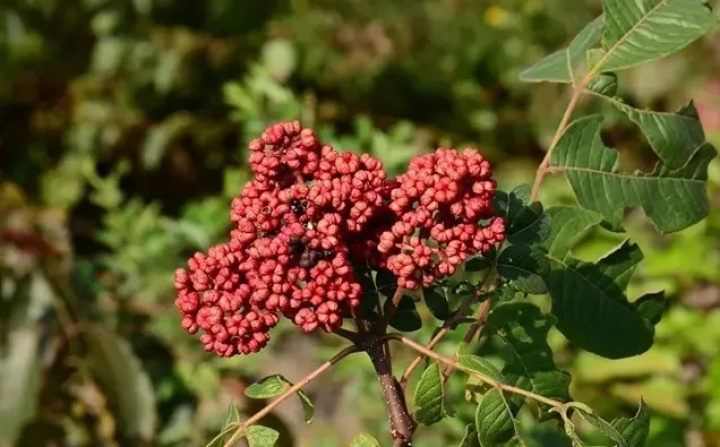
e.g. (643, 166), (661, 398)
(413, 362), (447, 425)
(86, 325), (157, 441)
(542, 207), (604, 259)
(245, 375), (315, 423)
(545, 241), (655, 358)
(424, 286), (450, 320)
(475, 388), (525, 447)
(586, 73), (618, 96)
(459, 423), (481, 447)
(487, 303), (572, 409)
(497, 245), (549, 294)
(550, 115), (716, 233)
(247, 425), (279, 447)
(613, 101), (706, 168)
(598, 0), (719, 72)
(350, 433), (381, 447)
(519, 16), (603, 84)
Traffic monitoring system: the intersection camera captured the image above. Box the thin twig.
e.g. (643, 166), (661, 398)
(382, 286), (407, 328)
(400, 270), (494, 388)
(442, 298), (493, 379)
(386, 334), (564, 410)
(530, 88), (583, 202)
(222, 345), (360, 447)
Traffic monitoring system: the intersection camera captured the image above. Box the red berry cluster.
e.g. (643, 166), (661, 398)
(174, 123), (506, 356)
(378, 148), (506, 290)
(174, 121), (394, 356)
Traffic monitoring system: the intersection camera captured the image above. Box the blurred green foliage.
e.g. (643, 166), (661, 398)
(2, 0), (720, 446)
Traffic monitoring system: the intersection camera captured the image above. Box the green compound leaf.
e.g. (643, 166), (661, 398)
(519, 16), (603, 84)
(466, 255), (493, 272)
(613, 100), (706, 169)
(633, 291), (666, 325)
(424, 286), (450, 320)
(350, 433), (380, 447)
(385, 295), (423, 332)
(247, 425), (279, 447)
(413, 362), (447, 425)
(598, 0), (719, 72)
(542, 207), (604, 259)
(487, 303), (572, 409)
(545, 240), (654, 359)
(475, 388), (526, 447)
(586, 73), (618, 96)
(551, 115), (716, 233)
(245, 375), (315, 423)
(497, 245), (549, 295)
(459, 423), (481, 447)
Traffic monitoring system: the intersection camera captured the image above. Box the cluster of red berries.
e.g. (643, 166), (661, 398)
(173, 122), (505, 356)
(378, 149), (505, 290)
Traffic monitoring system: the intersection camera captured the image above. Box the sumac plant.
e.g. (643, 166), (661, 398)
(177, 2), (719, 446)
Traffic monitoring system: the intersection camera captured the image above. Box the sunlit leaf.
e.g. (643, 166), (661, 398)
(245, 375), (315, 423)
(413, 362), (447, 425)
(247, 425), (279, 447)
(613, 101), (706, 168)
(597, 0), (719, 72)
(551, 115), (716, 233)
(519, 16), (603, 83)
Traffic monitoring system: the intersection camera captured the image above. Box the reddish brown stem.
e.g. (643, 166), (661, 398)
(366, 341), (415, 446)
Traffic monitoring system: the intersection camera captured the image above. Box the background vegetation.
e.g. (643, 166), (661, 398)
(2, 0), (720, 446)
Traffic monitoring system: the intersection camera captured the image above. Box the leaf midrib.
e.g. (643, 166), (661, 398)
(586, 0), (669, 82)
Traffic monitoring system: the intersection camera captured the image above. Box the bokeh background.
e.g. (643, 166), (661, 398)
(2, 1), (720, 446)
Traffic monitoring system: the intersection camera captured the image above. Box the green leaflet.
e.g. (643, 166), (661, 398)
(424, 286), (450, 320)
(412, 362), (447, 425)
(572, 400), (650, 447)
(475, 388), (526, 447)
(244, 375), (315, 423)
(247, 425), (279, 447)
(542, 207), (603, 259)
(551, 115), (716, 233)
(545, 241), (655, 358)
(496, 245), (549, 295)
(598, 0), (719, 72)
(487, 303), (572, 408)
(519, 16), (603, 84)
